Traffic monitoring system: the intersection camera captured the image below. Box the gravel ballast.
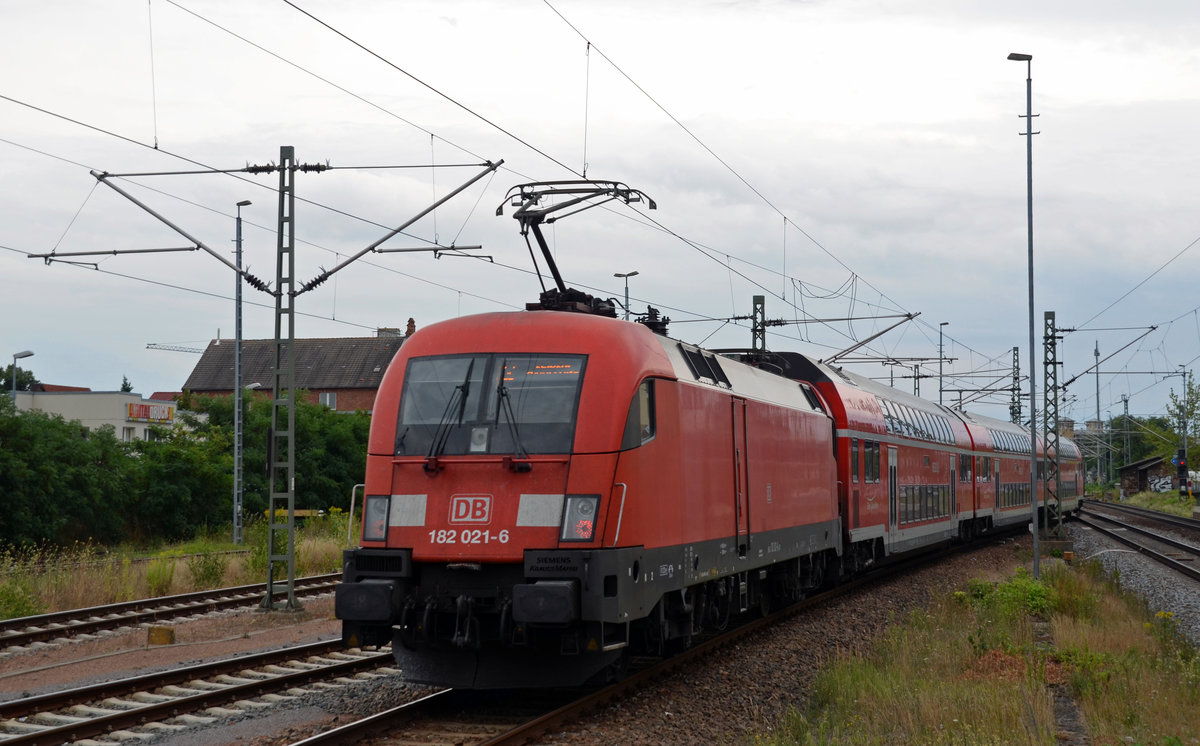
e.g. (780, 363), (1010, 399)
(1068, 519), (1200, 647)
(7, 526), (1198, 745)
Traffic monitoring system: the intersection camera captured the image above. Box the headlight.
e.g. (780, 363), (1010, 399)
(560, 494), (599, 542)
(363, 495), (390, 542)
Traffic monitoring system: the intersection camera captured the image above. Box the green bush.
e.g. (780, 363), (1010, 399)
(243, 519), (273, 576)
(0, 391), (368, 548)
(964, 568), (1051, 620)
(0, 577), (44, 619)
(186, 548), (229, 590)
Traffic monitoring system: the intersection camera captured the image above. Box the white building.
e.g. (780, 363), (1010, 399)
(13, 390), (177, 442)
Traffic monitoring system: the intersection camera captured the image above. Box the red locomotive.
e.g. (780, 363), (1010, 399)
(334, 181), (1081, 688)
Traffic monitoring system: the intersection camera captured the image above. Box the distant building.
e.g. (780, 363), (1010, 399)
(33, 383), (91, 393)
(14, 389), (177, 442)
(181, 329), (410, 413)
(1117, 455), (1175, 495)
(1058, 417), (1075, 438)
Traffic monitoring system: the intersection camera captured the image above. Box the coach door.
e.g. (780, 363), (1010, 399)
(887, 446), (898, 539)
(950, 456), (957, 518)
(732, 397), (750, 556)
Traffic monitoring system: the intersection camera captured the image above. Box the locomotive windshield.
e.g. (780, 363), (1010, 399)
(395, 353), (586, 456)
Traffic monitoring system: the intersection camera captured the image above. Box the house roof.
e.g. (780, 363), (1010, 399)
(183, 337), (405, 392)
(32, 383), (91, 392)
(1118, 455), (1167, 474)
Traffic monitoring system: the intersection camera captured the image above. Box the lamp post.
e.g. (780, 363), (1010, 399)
(1178, 365), (1191, 500)
(1008, 51), (1039, 577)
(1095, 341), (1101, 487)
(614, 271), (639, 320)
(938, 322), (948, 406)
(233, 200), (251, 545)
(10, 350), (33, 402)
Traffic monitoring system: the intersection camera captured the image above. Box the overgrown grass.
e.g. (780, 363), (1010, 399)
(0, 508), (360, 618)
(1119, 490), (1196, 517)
(1050, 568), (1200, 743)
(758, 560), (1200, 745)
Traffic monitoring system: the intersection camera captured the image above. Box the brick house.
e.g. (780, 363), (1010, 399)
(182, 330), (408, 413)
(1117, 455), (1176, 495)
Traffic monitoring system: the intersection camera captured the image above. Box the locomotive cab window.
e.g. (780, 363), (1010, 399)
(395, 353), (586, 456)
(621, 379), (657, 450)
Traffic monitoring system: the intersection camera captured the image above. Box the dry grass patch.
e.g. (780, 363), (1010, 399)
(759, 562), (1200, 745)
(0, 510), (356, 618)
(1046, 565), (1200, 745)
(766, 585), (1058, 745)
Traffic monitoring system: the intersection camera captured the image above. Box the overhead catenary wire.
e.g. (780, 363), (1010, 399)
(8, 5), (1194, 420)
(540, 0), (913, 324)
(191, 1), (977, 375)
(280, 0), (582, 178)
(267, 0), (927, 363)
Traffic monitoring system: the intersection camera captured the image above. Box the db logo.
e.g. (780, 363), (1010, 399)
(449, 494), (492, 524)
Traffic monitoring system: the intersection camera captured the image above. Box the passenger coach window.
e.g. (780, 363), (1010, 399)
(620, 380), (657, 450)
(863, 440), (880, 483)
(978, 456), (991, 482)
(851, 438), (860, 483)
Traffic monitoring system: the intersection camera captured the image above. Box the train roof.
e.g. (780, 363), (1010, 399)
(728, 348), (1079, 459)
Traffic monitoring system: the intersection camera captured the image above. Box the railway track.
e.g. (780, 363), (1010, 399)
(286, 539), (991, 745)
(0, 639), (394, 745)
(1077, 503), (1200, 582)
(0, 573), (340, 652)
(1080, 498), (1200, 535)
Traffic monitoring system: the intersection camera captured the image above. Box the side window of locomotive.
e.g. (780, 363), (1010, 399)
(620, 379), (657, 450)
(798, 382), (825, 413)
(851, 438), (859, 483)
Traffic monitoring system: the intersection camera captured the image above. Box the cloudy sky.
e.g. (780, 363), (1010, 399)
(3, 0), (1199, 429)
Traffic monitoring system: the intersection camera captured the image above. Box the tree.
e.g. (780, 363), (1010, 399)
(1, 389), (367, 547)
(177, 392), (369, 516)
(1166, 372), (1200, 460)
(120, 376), (133, 392)
(0, 397), (132, 546)
(128, 423), (232, 542)
(1, 364), (37, 393)
(1110, 413), (1176, 467)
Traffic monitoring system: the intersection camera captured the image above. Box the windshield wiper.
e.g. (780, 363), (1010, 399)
(425, 359), (474, 471)
(496, 368), (530, 470)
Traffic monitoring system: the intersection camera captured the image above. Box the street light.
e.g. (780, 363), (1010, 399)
(233, 200), (251, 545)
(1008, 50), (1039, 577)
(614, 271), (639, 320)
(938, 322), (949, 406)
(11, 350), (33, 402)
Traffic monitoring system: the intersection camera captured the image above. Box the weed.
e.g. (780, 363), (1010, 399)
(185, 547), (229, 590)
(0, 576), (43, 619)
(145, 551), (178, 596)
